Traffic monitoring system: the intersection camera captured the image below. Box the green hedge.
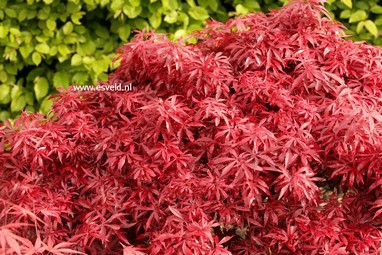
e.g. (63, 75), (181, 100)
(325, 0), (382, 44)
(0, 0), (380, 121)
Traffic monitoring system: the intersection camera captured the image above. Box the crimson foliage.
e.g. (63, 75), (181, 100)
(2, 0), (382, 254)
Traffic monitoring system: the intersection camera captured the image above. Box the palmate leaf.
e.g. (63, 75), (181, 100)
(18, 236), (86, 255)
(371, 198), (382, 219)
(0, 199), (44, 226)
(0, 228), (28, 255)
(123, 245), (147, 255)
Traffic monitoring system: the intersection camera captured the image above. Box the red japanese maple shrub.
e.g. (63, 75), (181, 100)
(2, 0), (382, 254)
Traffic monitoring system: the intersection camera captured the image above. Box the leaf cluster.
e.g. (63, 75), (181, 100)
(2, 0), (382, 254)
(2, 0), (382, 123)
(1, 0), (270, 122)
(324, 0), (382, 43)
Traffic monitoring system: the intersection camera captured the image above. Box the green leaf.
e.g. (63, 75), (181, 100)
(118, 24), (131, 41)
(95, 25), (110, 39)
(17, 78), (24, 88)
(149, 12), (162, 28)
(11, 95), (26, 112)
(27, 68), (44, 82)
(113, 9), (121, 18)
(186, 0), (196, 7)
(5, 64), (17, 75)
(27, 10), (36, 19)
(46, 18), (56, 30)
(49, 46), (57, 56)
(148, 1), (162, 13)
(236, 4), (249, 15)
(355, 1), (369, 10)
(196, 0), (208, 8)
(178, 12), (189, 28)
(34, 77), (49, 101)
(5, 8), (17, 18)
(100, 0), (110, 6)
(59, 53), (69, 62)
(0, 84), (11, 101)
(111, 0), (124, 11)
(164, 10), (178, 23)
(371, 5), (382, 14)
(11, 86), (23, 100)
(349, 10), (368, 23)
(174, 29), (187, 40)
(71, 11), (85, 24)
(359, 33), (373, 40)
(375, 17), (382, 26)
(74, 25), (87, 34)
(58, 44), (71, 56)
(356, 20), (365, 33)
(188, 23), (202, 32)
(134, 18), (148, 30)
(37, 6), (51, 20)
(162, 0), (178, 10)
(9, 28), (21, 37)
(0, 94), (11, 105)
(128, 0), (141, 7)
(77, 40), (96, 55)
(53, 71), (70, 89)
(9, 51), (17, 62)
(207, 0), (219, 11)
(123, 5), (142, 19)
(18, 9), (28, 22)
(92, 59), (109, 75)
(39, 96), (54, 114)
(25, 105), (35, 112)
(24, 91), (35, 105)
(340, 0), (352, 8)
(84, 0), (96, 9)
(364, 20), (378, 37)
(82, 56), (94, 64)
(63, 22), (74, 35)
(71, 54), (82, 66)
(0, 70), (8, 82)
(244, 0), (260, 9)
(0, 111), (11, 121)
(32, 52), (42, 65)
(66, 2), (81, 13)
(35, 43), (50, 54)
(188, 6), (209, 20)
(97, 72), (108, 81)
(72, 72), (89, 84)
(0, 25), (8, 38)
(340, 9), (352, 19)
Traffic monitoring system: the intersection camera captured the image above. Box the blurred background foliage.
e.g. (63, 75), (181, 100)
(0, 0), (381, 121)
